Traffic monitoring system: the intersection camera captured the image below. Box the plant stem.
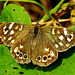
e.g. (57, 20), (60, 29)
(20, 1), (55, 20)
(39, 0), (65, 23)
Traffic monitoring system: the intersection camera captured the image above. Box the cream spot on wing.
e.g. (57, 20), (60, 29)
(55, 44), (59, 48)
(11, 39), (15, 43)
(3, 26), (7, 29)
(15, 26), (19, 30)
(8, 37), (12, 40)
(66, 43), (70, 47)
(52, 28), (55, 34)
(9, 22), (14, 30)
(0, 36), (2, 38)
(14, 47), (18, 53)
(10, 30), (15, 35)
(67, 38), (71, 42)
(57, 30), (60, 34)
(42, 59), (47, 62)
(19, 45), (23, 49)
(59, 42), (63, 46)
(50, 51), (55, 56)
(19, 25), (23, 31)
(63, 28), (67, 36)
(4, 31), (8, 35)
(45, 48), (49, 52)
(3, 37), (6, 40)
(59, 35), (64, 40)
(19, 57), (22, 59)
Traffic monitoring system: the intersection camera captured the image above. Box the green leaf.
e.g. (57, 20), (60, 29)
(69, 26), (75, 31)
(39, 0), (65, 23)
(0, 43), (75, 75)
(0, 4), (31, 24)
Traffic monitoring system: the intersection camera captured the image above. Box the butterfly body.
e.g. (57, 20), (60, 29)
(0, 22), (75, 67)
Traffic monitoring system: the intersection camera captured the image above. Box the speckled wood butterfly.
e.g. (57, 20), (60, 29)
(0, 22), (75, 67)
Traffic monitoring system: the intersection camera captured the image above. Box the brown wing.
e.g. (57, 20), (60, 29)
(31, 33), (58, 67)
(0, 22), (33, 64)
(41, 26), (75, 52)
(11, 33), (32, 64)
(0, 22), (33, 46)
(31, 25), (75, 67)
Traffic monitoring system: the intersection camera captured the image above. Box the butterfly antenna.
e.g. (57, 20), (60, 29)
(37, 11), (44, 25)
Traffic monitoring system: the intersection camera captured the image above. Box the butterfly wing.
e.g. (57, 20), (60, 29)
(31, 25), (75, 67)
(0, 22), (34, 46)
(0, 22), (33, 64)
(31, 34), (58, 67)
(41, 26), (75, 52)
(11, 33), (32, 64)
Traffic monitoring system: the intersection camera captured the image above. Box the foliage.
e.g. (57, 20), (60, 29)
(0, 1), (75, 75)
(0, 4), (31, 24)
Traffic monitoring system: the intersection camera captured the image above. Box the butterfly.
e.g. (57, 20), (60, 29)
(0, 22), (75, 67)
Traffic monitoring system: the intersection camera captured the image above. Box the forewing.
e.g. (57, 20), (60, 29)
(41, 26), (75, 52)
(0, 22), (32, 46)
(0, 22), (33, 64)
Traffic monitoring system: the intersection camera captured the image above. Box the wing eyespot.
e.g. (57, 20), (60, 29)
(19, 53), (22, 57)
(3, 26), (9, 35)
(43, 56), (47, 60)
(5, 28), (8, 31)
(67, 33), (74, 42)
(42, 55), (47, 62)
(19, 52), (23, 59)
(23, 54), (28, 60)
(36, 56), (41, 62)
(48, 54), (51, 59)
(16, 51), (20, 56)
(68, 34), (73, 39)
